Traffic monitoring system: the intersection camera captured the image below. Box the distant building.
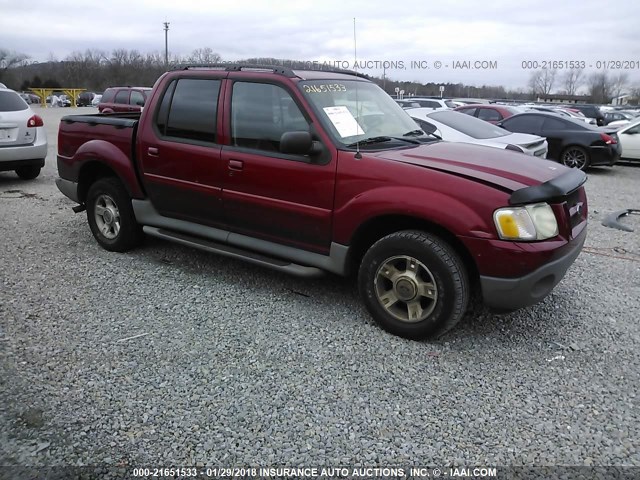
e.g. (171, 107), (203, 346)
(611, 94), (635, 106)
(535, 94), (590, 104)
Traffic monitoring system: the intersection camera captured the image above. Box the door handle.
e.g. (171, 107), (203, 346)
(147, 147), (159, 156)
(228, 159), (244, 171)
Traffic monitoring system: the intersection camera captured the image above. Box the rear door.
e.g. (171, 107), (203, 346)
(541, 116), (570, 155)
(220, 78), (335, 254)
(138, 76), (226, 227)
(113, 89), (130, 112)
(129, 90), (145, 112)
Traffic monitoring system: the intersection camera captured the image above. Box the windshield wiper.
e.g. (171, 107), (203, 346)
(345, 136), (392, 148)
(403, 129), (442, 140)
(403, 129), (425, 136)
(346, 135), (421, 148)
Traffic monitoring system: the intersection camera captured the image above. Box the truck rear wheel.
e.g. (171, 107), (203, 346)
(358, 230), (469, 340)
(86, 177), (143, 252)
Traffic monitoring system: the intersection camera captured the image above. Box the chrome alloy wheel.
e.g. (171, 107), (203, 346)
(93, 194), (121, 240)
(561, 147), (588, 169)
(374, 255), (438, 323)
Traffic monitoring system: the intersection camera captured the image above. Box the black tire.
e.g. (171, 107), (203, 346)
(15, 165), (41, 180)
(560, 145), (590, 170)
(86, 177), (143, 252)
(358, 230), (469, 340)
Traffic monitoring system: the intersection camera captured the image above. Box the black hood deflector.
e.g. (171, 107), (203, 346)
(509, 169), (587, 205)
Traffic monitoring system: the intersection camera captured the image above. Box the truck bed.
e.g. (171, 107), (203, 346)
(58, 112), (139, 163)
(57, 113), (142, 192)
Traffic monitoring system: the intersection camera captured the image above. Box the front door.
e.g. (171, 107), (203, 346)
(221, 79), (336, 254)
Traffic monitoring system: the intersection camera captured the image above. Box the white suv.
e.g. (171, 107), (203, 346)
(0, 88), (48, 179)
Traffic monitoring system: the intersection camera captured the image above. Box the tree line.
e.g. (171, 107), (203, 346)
(0, 47), (222, 92)
(1, 48), (637, 104)
(528, 68), (637, 104)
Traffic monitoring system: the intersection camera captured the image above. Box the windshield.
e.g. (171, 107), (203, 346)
(299, 80), (421, 147)
(428, 110), (509, 139)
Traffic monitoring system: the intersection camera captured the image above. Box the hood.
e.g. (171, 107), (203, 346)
(373, 142), (567, 193)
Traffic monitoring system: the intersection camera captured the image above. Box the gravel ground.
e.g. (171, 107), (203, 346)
(1, 107), (639, 471)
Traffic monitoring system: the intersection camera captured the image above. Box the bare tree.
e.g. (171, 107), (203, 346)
(609, 72), (629, 101)
(0, 49), (29, 82)
(187, 47), (221, 64)
(528, 69), (557, 96)
(587, 71), (612, 104)
(562, 68), (584, 95)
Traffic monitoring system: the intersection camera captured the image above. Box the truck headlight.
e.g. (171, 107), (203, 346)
(494, 203), (558, 241)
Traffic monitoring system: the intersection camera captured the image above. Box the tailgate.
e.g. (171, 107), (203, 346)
(0, 111), (33, 147)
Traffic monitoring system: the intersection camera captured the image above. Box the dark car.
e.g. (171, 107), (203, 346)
(454, 104), (525, 124)
(77, 92), (95, 107)
(603, 111), (634, 125)
(98, 87), (152, 113)
(498, 112), (621, 169)
(567, 104), (605, 126)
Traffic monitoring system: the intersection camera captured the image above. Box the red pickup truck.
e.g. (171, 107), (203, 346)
(56, 65), (588, 339)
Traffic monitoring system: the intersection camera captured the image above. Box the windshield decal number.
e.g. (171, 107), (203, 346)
(303, 84), (347, 94)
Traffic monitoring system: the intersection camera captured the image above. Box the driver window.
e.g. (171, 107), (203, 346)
(231, 82), (309, 152)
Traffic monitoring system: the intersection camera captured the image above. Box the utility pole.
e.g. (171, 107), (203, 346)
(163, 22), (170, 67)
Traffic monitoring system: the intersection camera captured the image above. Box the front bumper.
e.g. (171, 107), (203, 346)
(479, 227), (586, 311)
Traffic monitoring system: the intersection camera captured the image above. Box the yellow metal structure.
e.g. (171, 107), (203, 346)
(29, 88), (86, 108)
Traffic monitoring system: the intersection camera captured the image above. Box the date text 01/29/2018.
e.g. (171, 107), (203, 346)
(521, 60), (640, 70)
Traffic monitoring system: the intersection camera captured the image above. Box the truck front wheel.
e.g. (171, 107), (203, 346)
(358, 230), (469, 340)
(86, 177), (143, 252)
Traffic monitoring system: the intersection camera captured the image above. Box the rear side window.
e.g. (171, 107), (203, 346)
(418, 100), (441, 108)
(130, 90), (145, 106)
(0, 91), (28, 111)
(478, 108), (502, 121)
(114, 90), (129, 104)
(459, 107), (477, 116)
(101, 89), (116, 103)
(543, 117), (568, 130)
(503, 115), (545, 133)
(164, 78), (221, 143)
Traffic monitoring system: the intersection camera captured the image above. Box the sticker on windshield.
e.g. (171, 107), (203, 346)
(322, 106), (365, 138)
(303, 84), (347, 93)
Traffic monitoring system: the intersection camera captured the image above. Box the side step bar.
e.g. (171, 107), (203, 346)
(143, 226), (325, 278)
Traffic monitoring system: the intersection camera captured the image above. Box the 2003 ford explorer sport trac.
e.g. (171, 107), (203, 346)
(55, 65), (588, 339)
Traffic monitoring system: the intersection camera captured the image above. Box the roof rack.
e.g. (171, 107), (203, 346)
(172, 63), (369, 79)
(174, 64), (298, 77)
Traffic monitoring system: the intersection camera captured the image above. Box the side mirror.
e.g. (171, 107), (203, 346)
(136, 101), (145, 106)
(280, 131), (320, 155)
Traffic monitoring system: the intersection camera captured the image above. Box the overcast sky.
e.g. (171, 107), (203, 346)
(2, 0), (639, 91)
